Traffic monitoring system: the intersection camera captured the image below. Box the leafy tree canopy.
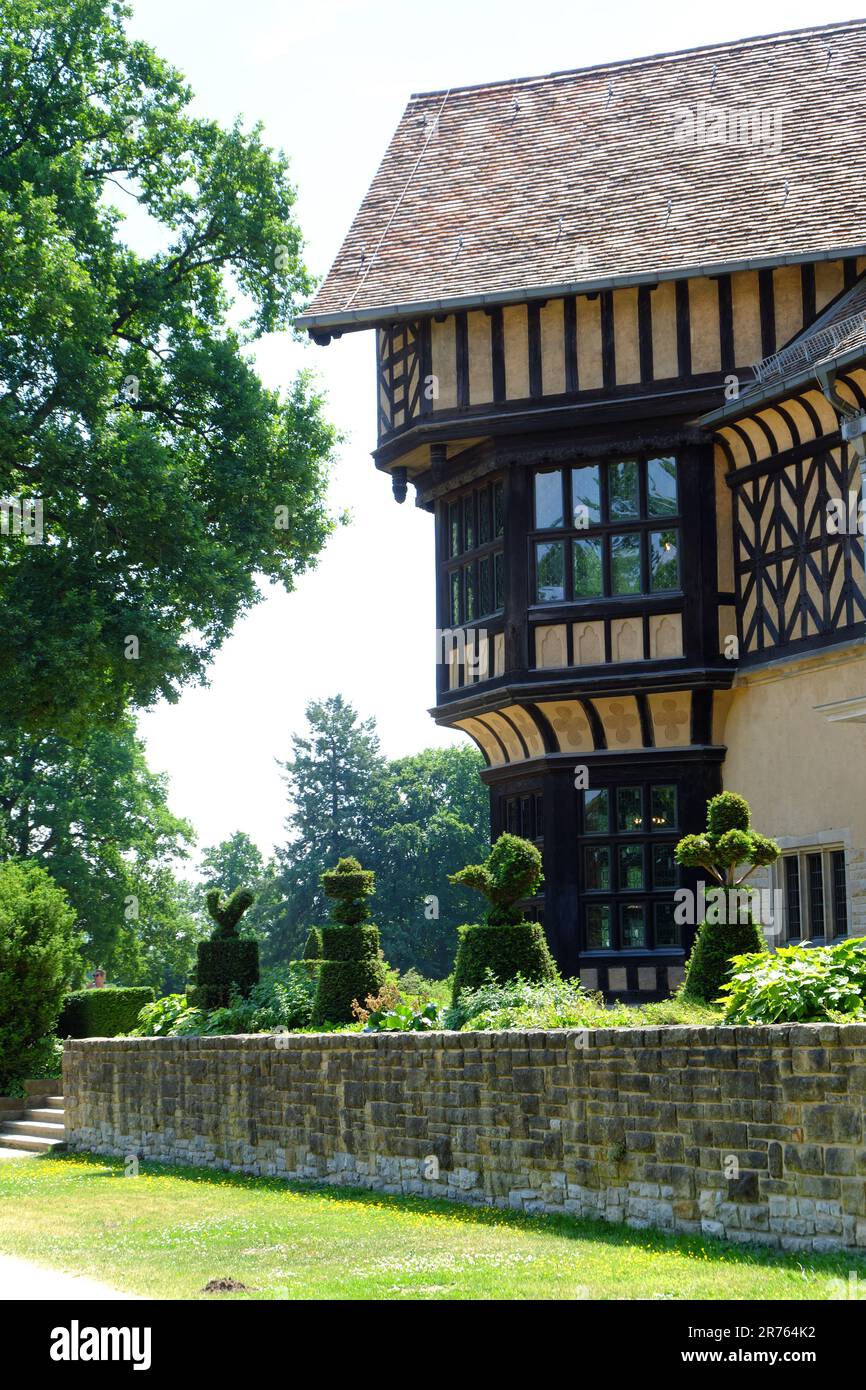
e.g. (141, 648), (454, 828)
(0, 716), (196, 984)
(0, 0), (339, 736)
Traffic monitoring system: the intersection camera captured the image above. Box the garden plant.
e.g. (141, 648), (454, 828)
(190, 886), (259, 1009)
(312, 857), (386, 1025)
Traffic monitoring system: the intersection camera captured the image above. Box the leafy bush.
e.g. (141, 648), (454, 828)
(58, 986), (154, 1038)
(351, 980), (442, 1032)
(397, 969), (451, 1009)
(449, 832), (543, 926)
(190, 885), (259, 1009)
(0, 861), (81, 1092)
(313, 858), (386, 1025)
(447, 973), (722, 1031)
(676, 792), (779, 1002)
(719, 938), (866, 1023)
(132, 965), (318, 1037)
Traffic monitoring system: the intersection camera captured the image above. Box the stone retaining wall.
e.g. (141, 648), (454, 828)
(63, 1025), (866, 1253)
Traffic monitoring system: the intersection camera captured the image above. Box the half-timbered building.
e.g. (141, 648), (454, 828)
(300, 20), (866, 996)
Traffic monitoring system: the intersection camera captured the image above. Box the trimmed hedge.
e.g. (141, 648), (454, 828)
(313, 957), (386, 1026)
(190, 939), (260, 1010)
(684, 914), (765, 1003)
(58, 986), (154, 1038)
(321, 925), (379, 962)
(452, 922), (556, 1004)
(302, 928), (322, 960)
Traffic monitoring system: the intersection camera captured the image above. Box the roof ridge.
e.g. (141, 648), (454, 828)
(408, 18), (866, 101)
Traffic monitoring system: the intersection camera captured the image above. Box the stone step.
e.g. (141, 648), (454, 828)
(0, 1132), (65, 1153)
(28, 1108), (65, 1124)
(42, 1097), (65, 1110)
(2, 1119), (65, 1139)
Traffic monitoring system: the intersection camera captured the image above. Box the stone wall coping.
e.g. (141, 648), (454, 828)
(62, 1022), (866, 1049)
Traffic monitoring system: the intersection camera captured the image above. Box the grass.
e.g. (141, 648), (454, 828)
(0, 1152), (862, 1300)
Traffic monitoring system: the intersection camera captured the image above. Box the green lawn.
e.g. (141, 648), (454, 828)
(0, 1152), (861, 1300)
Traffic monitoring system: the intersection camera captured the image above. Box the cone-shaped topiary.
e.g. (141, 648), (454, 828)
(449, 833), (556, 1003)
(302, 927), (322, 960)
(676, 791), (780, 1003)
(312, 857), (386, 1025)
(190, 885), (259, 1009)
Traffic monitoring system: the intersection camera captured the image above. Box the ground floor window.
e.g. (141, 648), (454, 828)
(580, 782), (681, 951)
(780, 847), (848, 941)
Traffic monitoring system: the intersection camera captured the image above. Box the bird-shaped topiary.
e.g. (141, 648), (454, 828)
(449, 833), (556, 1004)
(312, 856), (386, 1025)
(189, 885), (260, 1009)
(675, 791), (780, 1002)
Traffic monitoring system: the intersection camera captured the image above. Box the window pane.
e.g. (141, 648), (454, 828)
(586, 905), (611, 949)
(584, 788), (609, 834)
(618, 843), (644, 890)
(479, 556), (492, 616)
(650, 529), (679, 591)
(506, 798), (519, 834)
(534, 792), (544, 840)
(534, 469), (564, 529)
(652, 844), (677, 888)
(611, 533), (641, 594)
(464, 562), (476, 621)
(494, 551), (505, 610)
(785, 856), (801, 939)
(654, 902), (679, 947)
(535, 541), (565, 603)
(584, 845), (610, 891)
(651, 786), (677, 830)
(620, 904), (646, 948)
(450, 571), (461, 625)
(608, 460), (639, 520)
(832, 850), (848, 937)
(463, 495), (475, 552)
(479, 486), (492, 545)
(571, 465), (601, 527)
(647, 457), (678, 517)
(573, 538), (603, 597)
(617, 786), (642, 832)
(449, 503), (461, 557)
(493, 481), (504, 537)
(808, 853), (825, 936)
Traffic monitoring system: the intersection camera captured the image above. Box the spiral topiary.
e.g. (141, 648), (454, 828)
(189, 885), (259, 1009)
(449, 833), (556, 1004)
(312, 857), (386, 1025)
(676, 791), (780, 1002)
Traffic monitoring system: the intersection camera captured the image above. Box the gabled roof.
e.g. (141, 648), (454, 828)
(701, 271), (866, 427)
(300, 20), (866, 335)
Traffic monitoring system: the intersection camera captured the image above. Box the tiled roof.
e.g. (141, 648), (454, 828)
(301, 21), (866, 333)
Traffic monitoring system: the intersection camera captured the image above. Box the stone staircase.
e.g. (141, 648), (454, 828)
(0, 1094), (65, 1156)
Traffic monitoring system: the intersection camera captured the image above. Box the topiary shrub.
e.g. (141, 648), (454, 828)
(189, 885), (259, 1009)
(448, 834), (555, 1005)
(302, 927), (322, 960)
(675, 791), (780, 1003)
(312, 857), (386, 1025)
(0, 861), (81, 1092)
(58, 986), (155, 1038)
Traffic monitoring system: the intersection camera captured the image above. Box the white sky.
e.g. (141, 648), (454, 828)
(129, 0), (860, 857)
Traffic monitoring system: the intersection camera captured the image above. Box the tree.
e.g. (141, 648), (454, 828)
(676, 791), (780, 1002)
(266, 696), (387, 964)
(0, 860), (80, 1090)
(0, 717), (196, 984)
(0, 0), (339, 737)
(375, 746), (490, 975)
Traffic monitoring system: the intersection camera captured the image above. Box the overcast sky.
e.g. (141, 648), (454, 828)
(128, 0), (859, 859)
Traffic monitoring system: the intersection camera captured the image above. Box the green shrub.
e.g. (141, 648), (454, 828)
(451, 922), (555, 1002)
(720, 937), (866, 1023)
(58, 986), (154, 1038)
(676, 792), (779, 1002)
(0, 861), (81, 1092)
(682, 912), (765, 1004)
(448, 833), (554, 1004)
(446, 973), (722, 1031)
(313, 857), (386, 1025)
(302, 928), (322, 960)
(190, 885), (259, 1008)
(132, 964), (319, 1037)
